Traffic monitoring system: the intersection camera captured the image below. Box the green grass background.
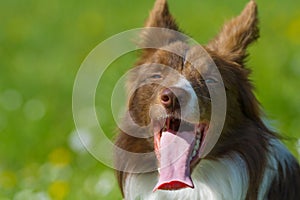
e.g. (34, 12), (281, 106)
(0, 0), (300, 199)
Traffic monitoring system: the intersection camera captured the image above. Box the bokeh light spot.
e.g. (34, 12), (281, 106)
(48, 147), (72, 167)
(0, 89), (23, 111)
(68, 129), (92, 154)
(0, 170), (17, 189)
(13, 190), (50, 200)
(95, 171), (115, 196)
(84, 170), (115, 196)
(23, 99), (46, 121)
(286, 16), (300, 44)
(48, 181), (69, 200)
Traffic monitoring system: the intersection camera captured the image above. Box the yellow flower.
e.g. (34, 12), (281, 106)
(48, 181), (70, 200)
(286, 17), (300, 44)
(0, 170), (17, 189)
(48, 147), (72, 167)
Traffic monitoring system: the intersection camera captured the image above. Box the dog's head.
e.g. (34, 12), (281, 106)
(119, 0), (264, 191)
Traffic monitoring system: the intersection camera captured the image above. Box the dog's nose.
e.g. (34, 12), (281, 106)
(160, 87), (189, 109)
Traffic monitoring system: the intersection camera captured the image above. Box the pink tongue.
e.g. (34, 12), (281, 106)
(153, 131), (195, 191)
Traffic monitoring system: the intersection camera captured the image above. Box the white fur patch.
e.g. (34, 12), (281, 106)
(124, 153), (249, 200)
(258, 138), (295, 199)
(172, 76), (200, 123)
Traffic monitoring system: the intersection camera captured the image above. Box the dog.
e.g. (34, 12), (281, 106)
(114, 0), (300, 199)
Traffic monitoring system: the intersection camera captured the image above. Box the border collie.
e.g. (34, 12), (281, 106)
(114, 0), (300, 199)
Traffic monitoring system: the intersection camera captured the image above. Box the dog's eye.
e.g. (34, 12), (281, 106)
(150, 74), (162, 79)
(205, 77), (218, 84)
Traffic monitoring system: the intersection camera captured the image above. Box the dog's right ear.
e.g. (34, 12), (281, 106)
(139, 0), (185, 50)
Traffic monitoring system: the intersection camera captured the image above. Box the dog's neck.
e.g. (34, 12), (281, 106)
(123, 138), (294, 200)
(124, 153), (249, 200)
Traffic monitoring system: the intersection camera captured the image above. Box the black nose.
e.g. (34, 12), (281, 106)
(160, 87), (189, 110)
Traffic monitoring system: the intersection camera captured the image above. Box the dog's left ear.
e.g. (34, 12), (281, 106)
(139, 0), (185, 49)
(206, 0), (259, 66)
(145, 0), (178, 31)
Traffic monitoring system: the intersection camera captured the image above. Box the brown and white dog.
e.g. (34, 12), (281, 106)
(114, 0), (300, 199)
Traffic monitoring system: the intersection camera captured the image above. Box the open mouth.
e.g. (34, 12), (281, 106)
(153, 116), (209, 191)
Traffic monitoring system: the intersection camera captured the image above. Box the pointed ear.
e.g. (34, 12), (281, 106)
(145, 0), (178, 30)
(206, 1), (259, 66)
(139, 0), (185, 49)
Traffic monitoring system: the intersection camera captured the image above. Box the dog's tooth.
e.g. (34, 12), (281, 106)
(158, 167), (160, 173)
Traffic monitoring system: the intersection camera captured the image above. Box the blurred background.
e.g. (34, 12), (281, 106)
(0, 0), (299, 199)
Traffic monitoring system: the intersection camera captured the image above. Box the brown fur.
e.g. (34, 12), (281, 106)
(114, 0), (300, 199)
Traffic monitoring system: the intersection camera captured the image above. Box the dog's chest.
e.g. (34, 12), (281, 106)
(124, 155), (249, 200)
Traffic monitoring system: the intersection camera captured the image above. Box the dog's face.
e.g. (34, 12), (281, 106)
(120, 0), (262, 191)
